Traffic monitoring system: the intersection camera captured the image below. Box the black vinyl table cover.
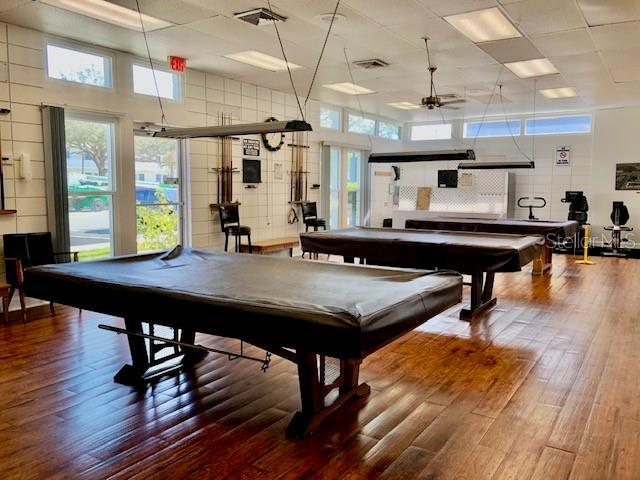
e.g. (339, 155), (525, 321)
(405, 217), (579, 239)
(24, 247), (462, 359)
(300, 227), (543, 273)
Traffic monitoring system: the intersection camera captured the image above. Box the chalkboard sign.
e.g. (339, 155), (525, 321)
(243, 158), (261, 183)
(438, 170), (458, 188)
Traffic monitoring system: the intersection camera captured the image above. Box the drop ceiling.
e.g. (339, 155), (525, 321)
(0, 0), (639, 122)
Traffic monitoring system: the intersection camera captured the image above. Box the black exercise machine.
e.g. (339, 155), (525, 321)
(603, 201), (633, 257)
(555, 191), (589, 253)
(518, 196), (546, 220)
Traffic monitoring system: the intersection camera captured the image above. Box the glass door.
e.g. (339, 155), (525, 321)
(327, 147), (364, 229)
(65, 115), (116, 260)
(134, 135), (183, 253)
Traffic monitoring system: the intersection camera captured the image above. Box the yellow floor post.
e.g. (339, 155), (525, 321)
(576, 224), (595, 265)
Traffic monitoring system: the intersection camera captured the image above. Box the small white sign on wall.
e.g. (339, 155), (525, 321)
(556, 146), (571, 167)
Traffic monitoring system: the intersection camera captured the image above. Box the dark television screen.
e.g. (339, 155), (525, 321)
(438, 170), (458, 188)
(243, 159), (261, 183)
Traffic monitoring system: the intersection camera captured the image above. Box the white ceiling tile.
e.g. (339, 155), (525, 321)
(600, 47), (640, 69)
(550, 52), (607, 74)
(109, 0), (220, 25)
(432, 45), (497, 68)
(577, 0), (640, 26)
(342, 0), (436, 26)
(384, 17), (474, 50)
(590, 21), (640, 51)
(532, 29), (596, 57)
(610, 66), (640, 83)
(478, 37), (542, 64)
(503, 0), (585, 35)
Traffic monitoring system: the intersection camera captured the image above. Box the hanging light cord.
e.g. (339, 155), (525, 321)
(135, 0), (166, 126)
(266, 0), (305, 121)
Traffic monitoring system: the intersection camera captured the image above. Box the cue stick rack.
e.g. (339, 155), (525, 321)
(209, 114), (240, 208)
(288, 131), (310, 204)
(0, 108), (16, 215)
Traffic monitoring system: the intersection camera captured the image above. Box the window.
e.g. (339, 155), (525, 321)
(348, 113), (375, 135)
(463, 119), (521, 138)
(320, 107), (341, 130)
(525, 115), (592, 135)
(134, 135), (183, 253)
(378, 121), (401, 140)
(326, 147), (363, 229)
(133, 64), (181, 100)
(46, 44), (112, 88)
(65, 116), (116, 260)
(410, 123), (452, 141)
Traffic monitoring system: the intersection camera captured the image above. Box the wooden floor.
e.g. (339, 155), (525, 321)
(1, 254), (638, 479)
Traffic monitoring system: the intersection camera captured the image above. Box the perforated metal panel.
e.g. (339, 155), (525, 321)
(394, 170), (509, 215)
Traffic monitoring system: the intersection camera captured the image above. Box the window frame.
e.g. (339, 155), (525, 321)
(462, 119), (522, 139)
(377, 120), (402, 141)
(45, 41), (115, 90)
(319, 106), (342, 131)
(347, 111), (377, 136)
(132, 62), (183, 102)
(524, 114), (592, 136)
(410, 123), (453, 141)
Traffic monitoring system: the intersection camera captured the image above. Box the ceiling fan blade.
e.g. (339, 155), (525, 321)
(441, 105), (461, 110)
(440, 98), (466, 105)
(438, 94), (459, 99)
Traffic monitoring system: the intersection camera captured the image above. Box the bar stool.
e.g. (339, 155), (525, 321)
(218, 203), (252, 253)
(301, 202), (326, 232)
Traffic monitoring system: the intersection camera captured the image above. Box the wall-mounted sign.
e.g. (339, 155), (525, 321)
(274, 162), (284, 181)
(168, 56), (187, 72)
(243, 139), (260, 156)
(555, 146), (571, 166)
(616, 163), (640, 190)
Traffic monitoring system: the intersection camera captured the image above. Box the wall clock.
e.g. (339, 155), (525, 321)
(261, 117), (285, 152)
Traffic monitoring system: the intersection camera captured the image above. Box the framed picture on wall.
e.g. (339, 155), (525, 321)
(615, 163), (640, 190)
(274, 162), (284, 181)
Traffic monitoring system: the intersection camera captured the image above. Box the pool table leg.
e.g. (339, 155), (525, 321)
(114, 317), (150, 386)
(460, 272), (497, 320)
(286, 352), (370, 439)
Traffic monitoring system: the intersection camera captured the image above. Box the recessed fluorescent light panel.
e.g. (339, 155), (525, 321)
(444, 7), (521, 43)
(224, 51), (302, 71)
(323, 82), (374, 95)
(504, 58), (558, 78)
(539, 87), (577, 99)
(387, 102), (420, 110)
(41, 0), (172, 31)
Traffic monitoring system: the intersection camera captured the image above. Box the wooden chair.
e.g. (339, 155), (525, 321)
(3, 232), (78, 322)
(218, 204), (252, 253)
(301, 202), (326, 232)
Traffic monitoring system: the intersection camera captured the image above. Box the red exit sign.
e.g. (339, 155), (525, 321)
(168, 56), (187, 72)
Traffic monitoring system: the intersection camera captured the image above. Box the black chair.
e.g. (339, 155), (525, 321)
(3, 232), (78, 321)
(218, 203), (252, 253)
(604, 201), (633, 257)
(301, 202), (326, 232)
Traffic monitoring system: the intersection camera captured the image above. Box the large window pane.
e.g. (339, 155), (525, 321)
(66, 117), (115, 260)
(410, 123), (452, 140)
(133, 65), (181, 100)
(135, 136), (181, 253)
(68, 197), (113, 261)
(463, 120), (521, 138)
(378, 121), (401, 140)
(346, 151), (361, 226)
(320, 107), (341, 130)
(348, 114), (375, 135)
(46, 44), (112, 88)
(525, 115), (592, 135)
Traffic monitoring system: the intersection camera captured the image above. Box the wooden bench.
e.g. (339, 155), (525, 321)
(239, 236), (300, 257)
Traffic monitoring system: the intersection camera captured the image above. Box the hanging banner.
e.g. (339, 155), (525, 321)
(555, 146), (571, 166)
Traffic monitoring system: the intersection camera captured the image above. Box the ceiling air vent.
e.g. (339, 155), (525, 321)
(234, 8), (286, 26)
(353, 58), (390, 69)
